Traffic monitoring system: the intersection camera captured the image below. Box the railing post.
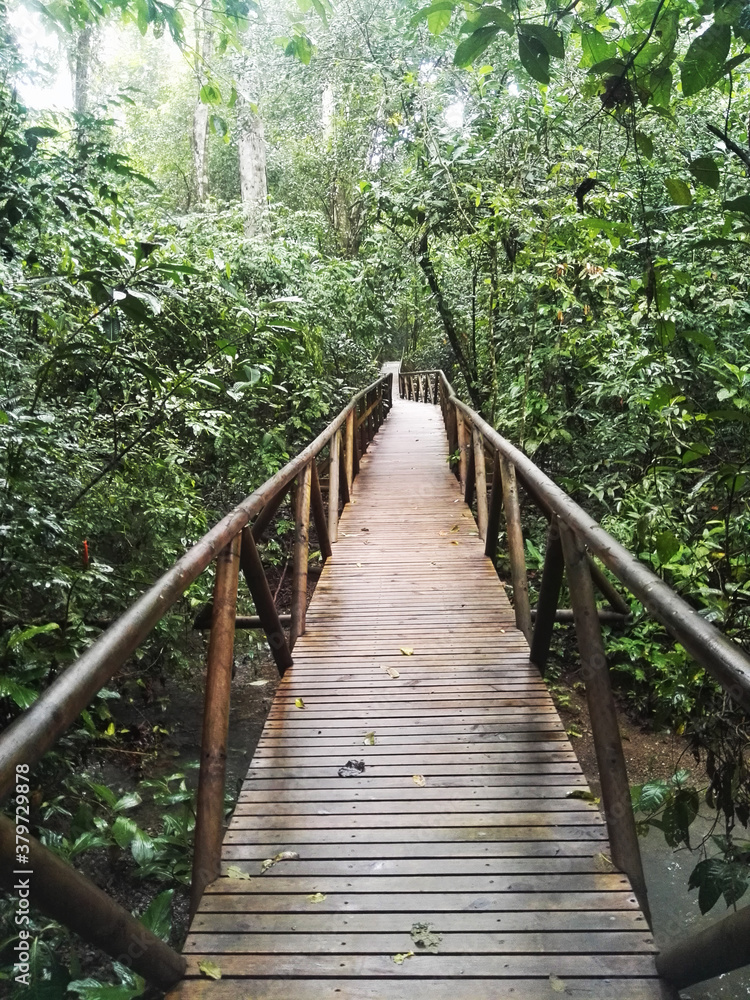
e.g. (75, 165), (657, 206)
(559, 521), (650, 924)
(190, 531), (241, 918)
(310, 460), (332, 561)
(499, 455), (533, 641)
(464, 428), (476, 508)
(328, 429), (340, 543)
(472, 426), (488, 540)
(290, 461), (312, 649)
(455, 408), (470, 495)
(239, 527), (293, 674)
(345, 409), (355, 489)
(656, 903), (750, 989)
(485, 450), (502, 564)
(529, 521), (565, 674)
(0, 815), (186, 988)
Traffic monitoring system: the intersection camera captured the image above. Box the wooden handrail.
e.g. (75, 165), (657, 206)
(0, 372), (392, 801)
(403, 366), (750, 986)
(0, 371), (393, 991)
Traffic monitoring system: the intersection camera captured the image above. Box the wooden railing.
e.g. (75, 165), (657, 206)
(400, 368), (750, 992)
(0, 372), (393, 989)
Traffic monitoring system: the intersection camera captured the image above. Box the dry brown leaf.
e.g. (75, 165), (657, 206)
(261, 851), (300, 874)
(451, 524), (460, 532)
(413, 774), (426, 787)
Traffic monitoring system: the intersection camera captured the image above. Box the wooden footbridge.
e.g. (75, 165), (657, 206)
(2, 364), (750, 998)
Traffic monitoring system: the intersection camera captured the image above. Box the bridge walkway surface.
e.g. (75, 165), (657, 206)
(169, 370), (669, 999)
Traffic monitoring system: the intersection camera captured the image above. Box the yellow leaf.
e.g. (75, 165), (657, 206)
(226, 865), (251, 879)
(386, 667), (400, 679)
(413, 774), (426, 787)
(392, 951), (414, 964)
(451, 540), (460, 545)
(364, 732), (376, 745)
(566, 789), (599, 803)
(550, 973), (566, 992)
(307, 892), (327, 903)
(198, 961), (222, 980)
(295, 698), (305, 709)
(451, 524), (460, 532)
(399, 647), (413, 656)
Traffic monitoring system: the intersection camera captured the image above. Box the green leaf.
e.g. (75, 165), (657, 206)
(460, 5), (514, 35)
(114, 792), (142, 812)
(428, 7), (452, 34)
(0, 677), (38, 708)
(580, 28), (615, 68)
(635, 131), (654, 158)
(199, 83), (223, 106)
(681, 329), (716, 354)
(410, 0), (457, 28)
(518, 32), (550, 84)
(724, 194), (750, 216)
(655, 530), (680, 564)
(689, 156), (720, 190)
(111, 816), (138, 849)
(131, 828), (155, 864)
(681, 23), (731, 97)
(454, 25), (501, 67)
(521, 23), (564, 59)
(665, 177), (692, 206)
(6, 621), (59, 650)
(138, 889), (174, 941)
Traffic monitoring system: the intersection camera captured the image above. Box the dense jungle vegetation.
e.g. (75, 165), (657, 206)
(0, 0), (749, 992)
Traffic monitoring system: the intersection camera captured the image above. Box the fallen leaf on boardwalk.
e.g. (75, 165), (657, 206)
(225, 865), (251, 880)
(356, 562), (362, 568)
(198, 961), (222, 980)
(411, 922), (442, 953)
(451, 524), (460, 532)
(438, 530), (448, 536)
(499, 629), (506, 634)
(451, 540), (460, 545)
(261, 851), (300, 873)
(338, 759), (366, 777)
(307, 892), (327, 903)
(399, 647), (414, 656)
(385, 667), (400, 679)
(566, 789), (599, 802)
(295, 698), (305, 709)
(413, 774), (426, 787)
(364, 732), (376, 745)
(361, 527), (369, 532)
(392, 952), (414, 965)
(593, 852), (615, 872)
(549, 974), (566, 992)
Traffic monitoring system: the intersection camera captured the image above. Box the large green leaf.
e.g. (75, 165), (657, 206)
(138, 889), (174, 941)
(689, 156), (720, 190)
(459, 5), (514, 35)
(681, 24), (731, 96)
(665, 177), (692, 205)
(453, 25), (501, 67)
(580, 28), (615, 68)
(521, 23), (564, 59)
(518, 32), (550, 84)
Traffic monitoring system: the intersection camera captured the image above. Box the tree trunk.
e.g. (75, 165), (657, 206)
(192, 16), (213, 204)
(239, 111), (268, 236)
(72, 25), (92, 115)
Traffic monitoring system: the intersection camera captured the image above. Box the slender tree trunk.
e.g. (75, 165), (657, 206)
(192, 15), (213, 204)
(71, 25), (92, 115)
(239, 110), (268, 236)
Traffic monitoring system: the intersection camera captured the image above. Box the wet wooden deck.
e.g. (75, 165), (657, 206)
(170, 376), (670, 999)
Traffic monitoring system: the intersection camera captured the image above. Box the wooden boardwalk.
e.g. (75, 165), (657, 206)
(171, 375), (670, 999)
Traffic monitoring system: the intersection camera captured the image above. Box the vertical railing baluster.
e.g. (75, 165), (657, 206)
(190, 532), (242, 918)
(559, 522), (650, 924)
(310, 461), (332, 562)
(485, 450), (502, 565)
(290, 462), (312, 648)
(345, 409), (355, 492)
(240, 526), (293, 675)
(499, 455), (532, 641)
(472, 426), (488, 540)
(456, 408), (470, 496)
(529, 521), (564, 674)
(328, 429), (341, 543)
